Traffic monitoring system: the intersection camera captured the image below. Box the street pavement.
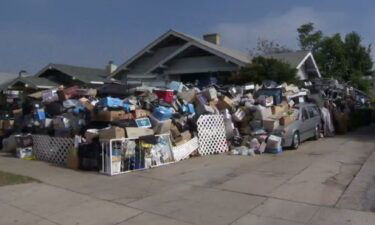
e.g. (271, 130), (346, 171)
(1, 125), (375, 225)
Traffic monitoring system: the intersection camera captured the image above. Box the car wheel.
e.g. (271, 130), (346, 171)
(313, 125), (320, 140)
(291, 132), (300, 150)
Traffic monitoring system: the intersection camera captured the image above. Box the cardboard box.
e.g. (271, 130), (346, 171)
(66, 148), (79, 170)
(99, 127), (125, 140)
(279, 114), (295, 126)
(204, 87), (218, 101)
(254, 105), (272, 120)
(271, 102), (289, 115)
(76, 88), (97, 97)
(79, 97), (94, 111)
(125, 127), (154, 139)
(13, 108), (23, 117)
(44, 118), (53, 128)
(3, 120), (14, 130)
(262, 119), (279, 132)
(266, 135), (282, 153)
(216, 96), (234, 110)
(178, 89), (197, 103)
(92, 110), (126, 122)
(85, 129), (99, 143)
(173, 130), (192, 144)
(180, 131), (192, 141)
(133, 109), (150, 119)
(170, 124), (181, 138)
(208, 99), (219, 108)
(232, 108), (246, 122)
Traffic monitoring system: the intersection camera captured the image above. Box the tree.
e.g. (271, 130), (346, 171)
(249, 38), (292, 57)
(314, 33), (348, 79)
(344, 32), (373, 76)
(297, 23), (373, 93)
(231, 56), (298, 84)
(297, 22), (323, 52)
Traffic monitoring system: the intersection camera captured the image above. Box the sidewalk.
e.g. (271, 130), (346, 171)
(1, 125), (375, 225)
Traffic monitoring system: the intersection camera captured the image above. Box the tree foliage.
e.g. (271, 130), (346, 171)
(249, 38), (292, 57)
(297, 23), (373, 92)
(231, 56), (298, 84)
(297, 22), (323, 52)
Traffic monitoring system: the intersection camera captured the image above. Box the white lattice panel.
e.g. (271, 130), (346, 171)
(197, 115), (228, 155)
(172, 137), (199, 161)
(32, 135), (74, 167)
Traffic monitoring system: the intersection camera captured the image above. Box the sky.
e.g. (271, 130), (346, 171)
(0, 0), (374, 77)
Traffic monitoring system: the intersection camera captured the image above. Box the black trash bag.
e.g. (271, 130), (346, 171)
(45, 102), (65, 117)
(139, 135), (158, 145)
(79, 141), (101, 171)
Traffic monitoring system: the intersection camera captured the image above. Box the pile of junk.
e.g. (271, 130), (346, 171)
(0, 78), (372, 175)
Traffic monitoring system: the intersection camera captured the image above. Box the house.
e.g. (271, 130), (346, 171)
(34, 63), (110, 87)
(0, 63), (113, 102)
(264, 51), (321, 80)
(110, 29), (321, 85)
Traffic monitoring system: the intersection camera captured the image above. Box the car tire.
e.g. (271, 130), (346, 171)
(291, 132), (300, 150)
(313, 125), (320, 140)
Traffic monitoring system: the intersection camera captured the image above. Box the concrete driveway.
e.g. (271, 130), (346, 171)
(1, 125), (375, 225)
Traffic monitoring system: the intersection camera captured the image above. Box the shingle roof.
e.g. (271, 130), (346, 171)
(112, 30), (316, 78)
(176, 31), (251, 64)
(264, 51), (310, 68)
(37, 63), (107, 83)
(0, 72), (18, 84)
(0, 76), (58, 91)
(20, 76), (58, 88)
(112, 30), (251, 76)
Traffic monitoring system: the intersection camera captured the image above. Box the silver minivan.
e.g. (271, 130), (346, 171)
(274, 103), (321, 149)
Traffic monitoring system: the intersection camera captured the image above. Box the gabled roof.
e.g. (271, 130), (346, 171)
(36, 63), (107, 83)
(111, 29), (251, 76)
(264, 50), (311, 68)
(0, 76), (58, 91)
(0, 72), (18, 84)
(265, 50), (321, 77)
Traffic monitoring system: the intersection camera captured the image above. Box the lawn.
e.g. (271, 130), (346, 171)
(0, 171), (38, 187)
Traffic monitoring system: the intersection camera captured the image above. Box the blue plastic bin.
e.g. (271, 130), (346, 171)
(152, 106), (173, 121)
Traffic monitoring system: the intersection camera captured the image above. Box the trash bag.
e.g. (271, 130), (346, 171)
(45, 102), (65, 117)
